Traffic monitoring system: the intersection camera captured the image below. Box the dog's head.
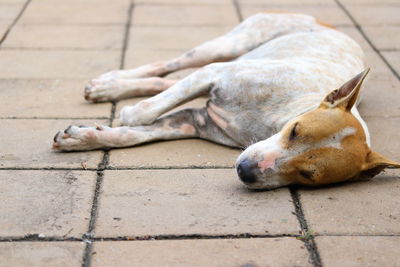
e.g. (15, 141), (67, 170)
(236, 69), (400, 189)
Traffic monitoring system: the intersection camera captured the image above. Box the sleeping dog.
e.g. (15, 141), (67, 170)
(53, 12), (400, 189)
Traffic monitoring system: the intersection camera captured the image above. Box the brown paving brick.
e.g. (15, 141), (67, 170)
(2, 24), (125, 49)
(132, 5), (239, 26)
(111, 97), (239, 168)
(359, 74), (400, 117)
(95, 169), (300, 236)
(345, 5), (400, 25)
(363, 26), (400, 51)
(300, 176), (400, 235)
(92, 238), (310, 267)
(19, 1), (129, 24)
(0, 50), (120, 79)
(0, 242), (84, 267)
(0, 79), (111, 118)
(0, 119), (106, 168)
(316, 236), (400, 267)
(129, 26), (232, 50)
(382, 51), (400, 76)
(240, 6), (353, 26)
(0, 170), (95, 237)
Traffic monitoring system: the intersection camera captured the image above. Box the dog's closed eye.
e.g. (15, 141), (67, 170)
(289, 123), (299, 141)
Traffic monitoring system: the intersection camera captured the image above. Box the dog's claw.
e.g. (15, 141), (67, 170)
(53, 131), (62, 143)
(64, 125), (72, 133)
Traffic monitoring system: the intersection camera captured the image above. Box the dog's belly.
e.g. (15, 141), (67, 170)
(206, 31), (365, 146)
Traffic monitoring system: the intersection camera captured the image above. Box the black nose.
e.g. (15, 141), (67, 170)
(237, 158), (258, 184)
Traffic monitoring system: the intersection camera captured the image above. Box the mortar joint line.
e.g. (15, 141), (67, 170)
(82, 1), (134, 266)
(232, 0), (243, 22)
(290, 188), (323, 267)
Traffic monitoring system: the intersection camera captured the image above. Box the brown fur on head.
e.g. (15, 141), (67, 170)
(236, 69), (400, 189)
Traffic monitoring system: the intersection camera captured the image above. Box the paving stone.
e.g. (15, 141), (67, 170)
(0, 50), (120, 79)
(111, 97), (240, 168)
(0, 4), (22, 20)
(0, 79), (111, 118)
(358, 74), (400, 117)
(0, 119), (106, 168)
(124, 48), (186, 69)
(0, 0), (25, 3)
(239, 0), (336, 5)
(300, 176), (400, 235)
(240, 6), (353, 26)
(109, 139), (240, 168)
(0, 22), (9, 39)
(95, 169), (300, 236)
(0, 242), (84, 267)
(2, 24), (125, 49)
(363, 26), (400, 51)
(92, 238), (310, 267)
(316, 236), (400, 267)
(19, 1), (129, 24)
(0, 170), (95, 238)
(135, 0), (232, 4)
(337, 26), (373, 53)
(341, 0), (400, 3)
(364, 51), (393, 76)
(345, 5), (400, 25)
(132, 5), (239, 26)
(129, 26), (232, 51)
(382, 51), (400, 76)
(366, 117), (400, 161)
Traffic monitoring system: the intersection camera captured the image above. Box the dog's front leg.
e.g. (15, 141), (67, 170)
(119, 63), (220, 126)
(52, 108), (238, 151)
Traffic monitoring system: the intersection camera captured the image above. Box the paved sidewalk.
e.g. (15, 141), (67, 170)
(0, 0), (399, 266)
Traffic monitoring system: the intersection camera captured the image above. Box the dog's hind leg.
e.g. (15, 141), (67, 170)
(91, 13), (318, 81)
(84, 77), (178, 103)
(53, 108), (239, 151)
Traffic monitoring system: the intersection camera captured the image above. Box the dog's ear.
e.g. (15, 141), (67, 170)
(321, 68), (370, 110)
(359, 151), (400, 180)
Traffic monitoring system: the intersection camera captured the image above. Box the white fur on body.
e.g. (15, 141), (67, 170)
(54, 13), (369, 153)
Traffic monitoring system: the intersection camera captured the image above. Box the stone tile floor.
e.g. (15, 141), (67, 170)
(0, 0), (399, 266)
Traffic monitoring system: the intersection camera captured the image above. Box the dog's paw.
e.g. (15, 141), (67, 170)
(52, 125), (110, 151)
(84, 79), (123, 102)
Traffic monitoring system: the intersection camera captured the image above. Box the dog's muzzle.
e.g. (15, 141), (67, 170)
(236, 158), (259, 184)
